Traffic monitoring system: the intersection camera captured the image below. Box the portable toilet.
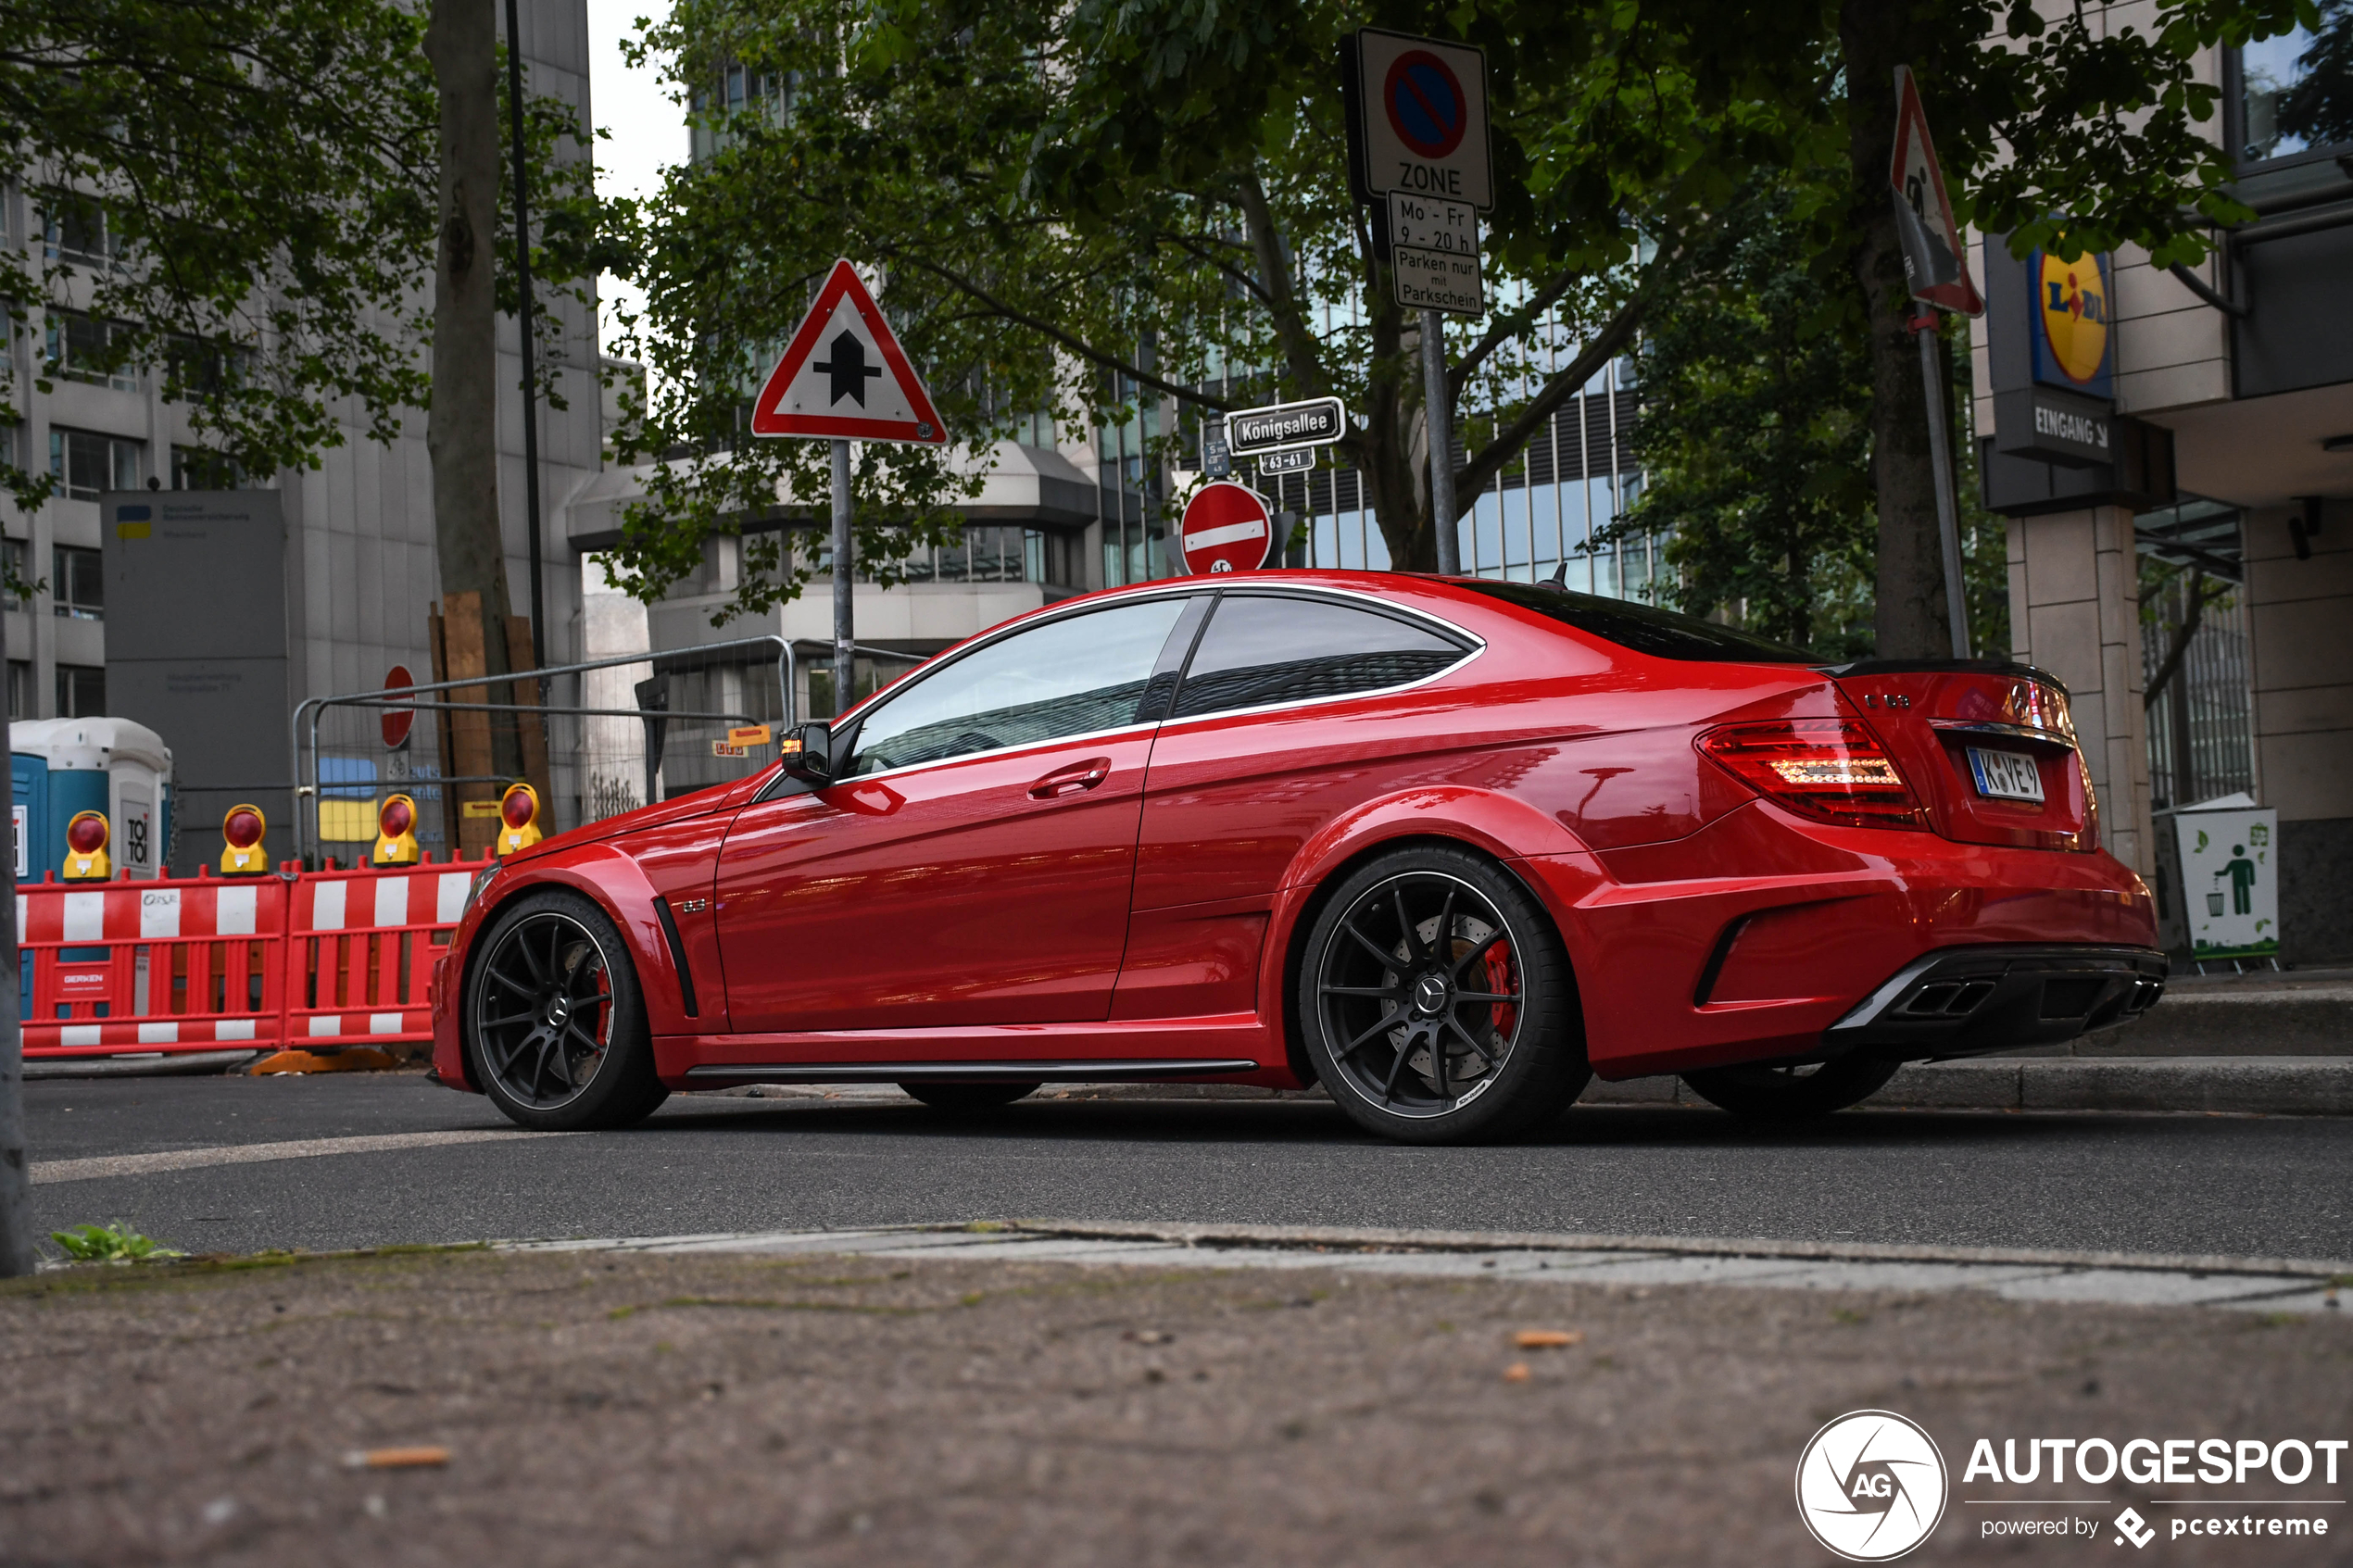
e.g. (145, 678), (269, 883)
(10, 718), (174, 881)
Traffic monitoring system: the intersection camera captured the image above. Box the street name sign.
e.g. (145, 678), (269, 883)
(1348, 30), (1492, 210)
(1179, 482), (1276, 574)
(1258, 447), (1316, 476)
(1225, 396), (1347, 456)
(749, 258), (949, 443)
(1889, 66), (1983, 317)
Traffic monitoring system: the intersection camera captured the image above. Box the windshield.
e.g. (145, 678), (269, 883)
(1449, 580), (1818, 664)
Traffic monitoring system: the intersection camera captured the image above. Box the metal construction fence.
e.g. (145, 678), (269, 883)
(17, 855), (484, 1060)
(292, 637), (926, 868)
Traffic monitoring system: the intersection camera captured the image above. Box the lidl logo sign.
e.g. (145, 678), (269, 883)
(2031, 249), (2114, 397)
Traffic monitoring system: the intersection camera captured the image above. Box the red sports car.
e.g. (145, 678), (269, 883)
(432, 571), (2164, 1143)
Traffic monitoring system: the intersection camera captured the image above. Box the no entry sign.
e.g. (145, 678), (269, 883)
(381, 665), (415, 750)
(1180, 482), (1275, 574)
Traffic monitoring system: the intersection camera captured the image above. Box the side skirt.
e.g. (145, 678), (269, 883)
(683, 1058), (1260, 1087)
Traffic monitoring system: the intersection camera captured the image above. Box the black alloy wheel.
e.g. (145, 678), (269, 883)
(1679, 1057), (1901, 1121)
(900, 1081), (1041, 1114)
(467, 890), (667, 1131)
(1300, 846), (1590, 1144)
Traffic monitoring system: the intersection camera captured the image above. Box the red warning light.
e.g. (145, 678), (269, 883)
(500, 785), (536, 830)
(380, 796), (415, 837)
(224, 808), (265, 849)
(67, 812), (107, 855)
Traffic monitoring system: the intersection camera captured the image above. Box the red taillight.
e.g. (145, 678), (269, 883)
(1697, 720), (1927, 830)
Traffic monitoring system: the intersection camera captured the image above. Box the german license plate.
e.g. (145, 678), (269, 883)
(1967, 747), (2045, 803)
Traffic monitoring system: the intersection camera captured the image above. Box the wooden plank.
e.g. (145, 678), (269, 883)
(505, 615), (553, 826)
(440, 592), (498, 857)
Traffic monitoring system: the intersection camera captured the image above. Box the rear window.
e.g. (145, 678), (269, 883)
(1449, 580), (1818, 664)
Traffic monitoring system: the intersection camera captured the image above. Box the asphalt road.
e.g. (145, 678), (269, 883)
(24, 1070), (2353, 1262)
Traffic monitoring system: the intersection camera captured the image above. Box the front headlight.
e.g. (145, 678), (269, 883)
(462, 858), (503, 918)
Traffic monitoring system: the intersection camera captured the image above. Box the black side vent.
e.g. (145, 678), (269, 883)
(652, 896), (699, 1018)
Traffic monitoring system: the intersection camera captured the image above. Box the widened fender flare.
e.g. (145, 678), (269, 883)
(460, 843), (698, 1037)
(1255, 785), (1607, 1084)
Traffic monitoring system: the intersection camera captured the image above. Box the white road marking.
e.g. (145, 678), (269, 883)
(31, 1128), (573, 1185)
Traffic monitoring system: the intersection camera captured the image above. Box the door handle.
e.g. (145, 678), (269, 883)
(1027, 758), (1112, 799)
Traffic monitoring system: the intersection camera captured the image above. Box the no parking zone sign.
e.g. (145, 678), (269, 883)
(1345, 29), (1492, 210)
(1179, 483), (1275, 574)
(1345, 29), (1491, 315)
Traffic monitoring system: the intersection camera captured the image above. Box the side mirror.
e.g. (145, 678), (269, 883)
(779, 722), (833, 784)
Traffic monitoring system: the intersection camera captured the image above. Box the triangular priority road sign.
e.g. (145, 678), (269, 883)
(1889, 65), (1982, 318)
(749, 258), (948, 443)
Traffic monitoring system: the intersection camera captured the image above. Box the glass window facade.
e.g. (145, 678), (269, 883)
(55, 663), (105, 718)
(52, 546), (103, 621)
(45, 313), (139, 392)
(2238, 11), (2353, 163)
(49, 429), (141, 500)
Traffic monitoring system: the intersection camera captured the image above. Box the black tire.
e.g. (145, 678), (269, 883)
(1679, 1057), (1900, 1121)
(1297, 845), (1590, 1145)
(465, 889), (668, 1131)
(900, 1082), (1040, 1113)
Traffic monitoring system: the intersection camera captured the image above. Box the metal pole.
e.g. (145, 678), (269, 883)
(831, 438), (854, 711)
(504, 0), (546, 671)
(0, 767), (31, 1277)
(1917, 317), (1972, 658)
(1421, 309), (1460, 574)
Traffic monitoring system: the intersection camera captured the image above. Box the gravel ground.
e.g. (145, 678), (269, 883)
(5, 1244), (2350, 1566)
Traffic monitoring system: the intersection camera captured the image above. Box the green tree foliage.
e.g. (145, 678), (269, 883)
(610, 0), (1828, 619)
(1617, 179), (1877, 654)
(1, 0), (437, 507)
(0, 0), (606, 510)
(612, 0), (2313, 637)
(1618, 176), (2010, 659)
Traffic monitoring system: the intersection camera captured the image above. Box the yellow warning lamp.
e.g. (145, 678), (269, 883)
(63, 809), (111, 881)
(372, 793), (422, 868)
(220, 804), (271, 875)
(495, 782), (542, 856)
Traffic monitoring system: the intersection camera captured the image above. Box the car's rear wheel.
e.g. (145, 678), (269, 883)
(900, 1082), (1039, 1114)
(1679, 1057), (1899, 1120)
(1299, 846), (1590, 1144)
(466, 890), (667, 1131)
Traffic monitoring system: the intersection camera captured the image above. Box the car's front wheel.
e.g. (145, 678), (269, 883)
(465, 890), (667, 1131)
(1299, 846), (1590, 1144)
(1679, 1057), (1900, 1120)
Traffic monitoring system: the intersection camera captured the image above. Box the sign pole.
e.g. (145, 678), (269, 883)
(830, 437), (854, 711)
(1422, 310), (1460, 574)
(1912, 318), (1971, 659)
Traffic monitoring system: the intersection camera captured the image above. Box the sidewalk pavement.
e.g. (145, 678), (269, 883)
(4, 1235), (2347, 1566)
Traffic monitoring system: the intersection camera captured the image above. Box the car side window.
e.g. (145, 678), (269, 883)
(1169, 594), (1469, 720)
(841, 596), (1194, 777)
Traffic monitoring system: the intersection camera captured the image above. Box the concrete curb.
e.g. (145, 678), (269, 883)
(1582, 1055), (2353, 1115)
(23, 1049), (263, 1081)
(2089, 984), (2353, 1056)
(716, 1058), (2353, 1117)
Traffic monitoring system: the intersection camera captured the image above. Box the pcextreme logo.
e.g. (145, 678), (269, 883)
(1796, 1410), (1950, 1561)
(2036, 250), (2110, 385)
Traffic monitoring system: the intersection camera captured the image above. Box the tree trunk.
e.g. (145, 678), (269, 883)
(1841, 0), (1948, 659)
(1353, 286), (1438, 572)
(424, 0), (523, 820)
